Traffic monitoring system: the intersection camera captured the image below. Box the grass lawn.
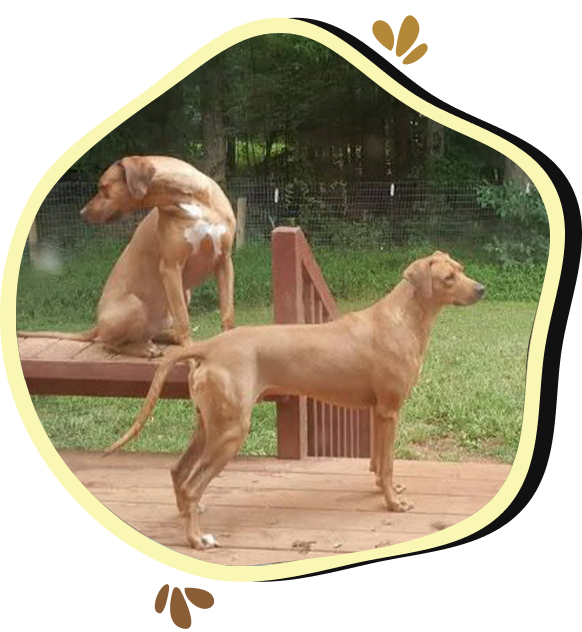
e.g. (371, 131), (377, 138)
(17, 240), (542, 464)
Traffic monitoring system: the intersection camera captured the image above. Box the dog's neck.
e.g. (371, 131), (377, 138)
(373, 279), (445, 355)
(145, 169), (211, 210)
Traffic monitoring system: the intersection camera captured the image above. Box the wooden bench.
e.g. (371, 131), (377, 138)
(19, 227), (371, 458)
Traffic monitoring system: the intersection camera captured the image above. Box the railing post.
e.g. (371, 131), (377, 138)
(28, 219), (39, 267)
(271, 226), (371, 459)
(272, 227), (308, 459)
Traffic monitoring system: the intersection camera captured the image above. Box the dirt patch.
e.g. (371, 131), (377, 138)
(410, 436), (504, 463)
(292, 540), (317, 554)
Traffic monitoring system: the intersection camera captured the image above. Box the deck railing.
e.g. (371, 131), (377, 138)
(271, 227), (371, 459)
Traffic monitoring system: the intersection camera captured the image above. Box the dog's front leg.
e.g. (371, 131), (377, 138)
(370, 414), (378, 473)
(372, 410), (406, 494)
(375, 406), (413, 512)
(215, 254), (235, 330)
(159, 261), (191, 345)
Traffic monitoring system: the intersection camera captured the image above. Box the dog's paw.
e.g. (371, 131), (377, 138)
(399, 498), (414, 511)
(188, 533), (219, 549)
(374, 479), (405, 494)
(147, 344), (163, 358)
(201, 533), (218, 548)
(385, 497), (414, 513)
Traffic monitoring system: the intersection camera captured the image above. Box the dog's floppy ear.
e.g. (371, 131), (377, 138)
(119, 156), (155, 199)
(404, 257), (433, 299)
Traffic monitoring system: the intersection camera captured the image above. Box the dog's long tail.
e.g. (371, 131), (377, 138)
(103, 341), (206, 456)
(17, 327), (98, 342)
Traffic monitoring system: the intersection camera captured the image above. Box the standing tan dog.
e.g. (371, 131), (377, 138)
(19, 156), (236, 357)
(105, 251), (484, 549)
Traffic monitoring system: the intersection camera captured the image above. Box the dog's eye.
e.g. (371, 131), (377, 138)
(444, 273), (455, 282)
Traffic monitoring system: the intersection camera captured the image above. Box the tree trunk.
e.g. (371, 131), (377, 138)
(504, 156), (530, 190)
(362, 121), (385, 181)
(226, 136), (236, 176)
(392, 100), (412, 181)
(426, 118), (445, 157)
(200, 57), (227, 186)
(126, 83), (186, 158)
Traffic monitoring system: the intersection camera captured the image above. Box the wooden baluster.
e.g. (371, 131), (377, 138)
(272, 228), (307, 459)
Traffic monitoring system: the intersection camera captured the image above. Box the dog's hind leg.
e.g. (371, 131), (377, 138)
(171, 362), (208, 515)
(152, 330), (181, 345)
(171, 410), (206, 516)
(182, 409), (251, 549)
(179, 371), (252, 549)
(99, 294), (161, 358)
(182, 418), (251, 549)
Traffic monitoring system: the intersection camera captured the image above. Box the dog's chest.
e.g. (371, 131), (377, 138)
(180, 202), (227, 256)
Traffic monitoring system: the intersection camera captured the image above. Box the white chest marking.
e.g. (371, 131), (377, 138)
(179, 202), (204, 219)
(180, 202), (227, 255)
(184, 221), (227, 255)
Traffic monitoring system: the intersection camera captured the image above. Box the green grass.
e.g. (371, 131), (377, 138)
(18, 239), (541, 463)
(395, 301), (532, 463)
(17, 239), (545, 329)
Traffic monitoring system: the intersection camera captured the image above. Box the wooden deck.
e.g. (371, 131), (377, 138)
(18, 336), (192, 398)
(60, 451), (511, 566)
(18, 337), (282, 403)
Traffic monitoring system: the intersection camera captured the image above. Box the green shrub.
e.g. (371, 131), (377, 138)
(477, 182), (549, 265)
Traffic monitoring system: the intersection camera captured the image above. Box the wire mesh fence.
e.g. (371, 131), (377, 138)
(25, 179), (503, 259)
(228, 179), (500, 249)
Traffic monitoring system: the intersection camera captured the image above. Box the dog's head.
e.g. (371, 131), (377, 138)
(80, 156), (156, 224)
(404, 251), (484, 307)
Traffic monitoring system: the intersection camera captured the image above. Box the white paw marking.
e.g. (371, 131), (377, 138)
(201, 533), (218, 548)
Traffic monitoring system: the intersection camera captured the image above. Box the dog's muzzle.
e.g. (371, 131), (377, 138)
(474, 283), (485, 299)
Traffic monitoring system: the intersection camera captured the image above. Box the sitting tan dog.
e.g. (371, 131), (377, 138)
(19, 156), (236, 356)
(105, 251), (484, 549)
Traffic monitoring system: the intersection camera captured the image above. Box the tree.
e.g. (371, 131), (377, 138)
(426, 118), (444, 159)
(504, 156), (530, 190)
(66, 33), (508, 188)
(199, 55), (227, 187)
(361, 86), (387, 180)
(392, 99), (413, 180)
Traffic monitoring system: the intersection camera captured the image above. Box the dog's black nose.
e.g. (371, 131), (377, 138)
(475, 283), (485, 297)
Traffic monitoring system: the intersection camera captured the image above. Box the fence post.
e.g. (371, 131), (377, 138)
(28, 219), (39, 266)
(235, 197), (247, 250)
(272, 227), (308, 459)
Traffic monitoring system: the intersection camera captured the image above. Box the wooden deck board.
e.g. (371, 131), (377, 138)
(62, 451), (509, 566)
(18, 336), (191, 398)
(35, 339), (93, 360)
(77, 466), (505, 497)
(18, 337), (286, 402)
(73, 342), (116, 361)
(60, 451), (511, 479)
